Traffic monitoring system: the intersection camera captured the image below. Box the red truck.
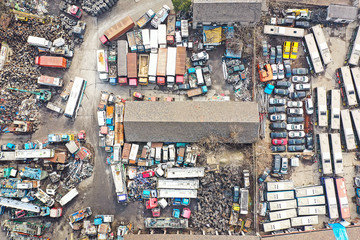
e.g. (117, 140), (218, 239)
(175, 46), (186, 84)
(157, 48), (167, 85)
(35, 56), (67, 68)
(100, 16), (135, 45)
(127, 53), (137, 87)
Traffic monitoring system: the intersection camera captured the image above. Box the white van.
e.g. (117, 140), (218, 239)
(305, 98), (314, 115)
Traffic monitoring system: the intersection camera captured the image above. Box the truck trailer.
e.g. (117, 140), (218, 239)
(138, 54), (149, 85)
(97, 50), (108, 81)
(157, 48), (167, 85)
(166, 47), (177, 87)
(158, 24), (167, 48)
(150, 29), (158, 53)
(117, 40), (128, 85)
(100, 16), (134, 45)
(35, 56), (67, 68)
(175, 46), (186, 84)
(38, 75), (63, 87)
(148, 53), (158, 84)
(127, 53), (138, 87)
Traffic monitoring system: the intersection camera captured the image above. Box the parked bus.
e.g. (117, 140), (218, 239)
(350, 67), (360, 102)
(304, 33), (324, 74)
(239, 188), (249, 215)
(322, 177), (339, 219)
(269, 209), (297, 222)
(334, 177), (350, 219)
(316, 87), (328, 127)
(311, 25), (332, 65)
(64, 77), (87, 119)
(295, 185), (324, 198)
(291, 216), (319, 227)
(263, 25), (305, 38)
(263, 219), (291, 232)
(351, 109), (360, 145)
(298, 205), (326, 216)
(157, 179), (199, 189)
(317, 133), (333, 175)
(111, 164), (127, 203)
(329, 133), (344, 175)
(341, 109), (356, 151)
(266, 191), (294, 202)
(348, 26), (360, 66)
(297, 195), (326, 206)
(330, 89), (341, 130)
(339, 66), (357, 107)
(158, 189), (197, 198)
(267, 181), (294, 192)
(268, 199), (297, 211)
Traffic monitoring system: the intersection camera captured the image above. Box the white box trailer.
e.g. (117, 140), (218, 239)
(150, 29), (158, 53)
(297, 195), (326, 206)
(165, 167), (205, 178)
(59, 188), (79, 206)
(267, 181), (294, 192)
(166, 47), (177, 87)
(266, 191), (295, 202)
(268, 199), (297, 211)
(27, 36), (52, 48)
(157, 179), (199, 189)
(297, 205), (326, 215)
(295, 185), (324, 198)
(148, 53), (158, 84)
(97, 50), (108, 81)
(129, 144), (139, 162)
(158, 24), (167, 48)
(142, 29), (150, 52)
(195, 67), (204, 85)
(291, 216), (319, 227)
(269, 209), (297, 222)
(97, 111), (105, 126)
(113, 144), (121, 162)
(263, 219), (291, 232)
(157, 189), (197, 198)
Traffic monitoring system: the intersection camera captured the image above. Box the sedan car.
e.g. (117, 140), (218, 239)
(283, 41), (291, 59)
(285, 63), (292, 78)
(288, 145), (305, 152)
(268, 106), (286, 113)
(287, 117), (304, 123)
(274, 88), (289, 96)
(305, 98), (314, 115)
(270, 122), (286, 130)
(262, 40), (268, 57)
(289, 91), (306, 99)
(286, 124), (304, 131)
(292, 76), (309, 83)
(273, 155), (281, 173)
(295, 83), (311, 91)
(287, 101), (303, 108)
(271, 145), (286, 152)
(288, 138), (306, 145)
(272, 138), (288, 145)
(269, 98), (286, 105)
(276, 81), (291, 88)
(270, 47), (276, 64)
(278, 64), (285, 80)
(271, 64), (278, 80)
(287, 108), (304, 115)
(280, 157), (288, 174)
(292, 68), (309, 75)
(270, 113), (286, 121)
(288, 131), (306, 138)
(270, 132), (287, 138)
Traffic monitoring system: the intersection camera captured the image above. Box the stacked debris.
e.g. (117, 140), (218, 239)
(77, 0), (119, 17)
(190, 166), (244, 234)
(128, 169), (156, 202)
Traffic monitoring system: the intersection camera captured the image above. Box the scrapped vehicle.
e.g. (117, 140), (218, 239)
(270, 47), (276, 64)
(276, 81), (291, 88)
(272, 138), (287, 145)
(289, 91), (306, 99)
(292, 76), (309, 83)
(306, 134), (314, 150)
(295, 21), (310, 28)
(305, 98), (314, 115)
(270, 122), (286, 130)
(269, 98), (286, 105)
(295, 83), (311, 91)
(274, 88), (289, 96)
(284, 60), (292, 78)
(287, 108), (304, 115)
(292, 68), (309, 75)
(289, 131), (305, 138)
(278, 64), (285, 79)
(280, 158), (288, 174)
(287, 101), (303, 108)
(133, 92), (143, 99)
(288, 138), (306, 145)
(288, 145), (305, 152)
(233, 186), (240, 203)
(273, 155), (281, 173)
(287, 117), (304, 123)
(191, 51), (209, 62)
(270, 132), (287, 138)
(286, 124), (304, 131)
(262, 40), (268, 57)
(283, 41), (291, 59)
(258, 168), (271, 183)
(270, 113), (286, 121)
(268, 106), (286, 113)
(290, 42), (299, 59)
(271, 145), (286, 152)
(276, 45), (282, 63)
(271, 64), (278, 80)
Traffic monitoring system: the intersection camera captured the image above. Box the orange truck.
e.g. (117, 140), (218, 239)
(99, 16), (135, 45)
(35, 56), (67, 68)
(258, 63), (273, 82)
(106, 105), (114, 125)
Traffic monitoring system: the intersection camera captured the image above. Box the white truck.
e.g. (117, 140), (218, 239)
(150, 29), (158, 53)
(27, 36), (52, 48)
(148, 53), (158, 84)
(142, 29), (150, 52)
(97, 111), (105, 126)
(59, 188), (79, 206)
(97, 50), (108, 81)
(46, 102), (64, 114)
(158, 24), (167, 48)
(166, 47), (177, 87)
(151, 5), (170, 28)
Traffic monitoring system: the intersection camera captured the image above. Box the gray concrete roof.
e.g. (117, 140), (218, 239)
(193, 0), (262, 23)
(124, 101), (259, 143)
(327, 4), (358, 21)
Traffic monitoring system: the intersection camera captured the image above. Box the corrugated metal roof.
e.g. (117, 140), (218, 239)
(124, 101), (259, 143)
(327, 4), (357, 20)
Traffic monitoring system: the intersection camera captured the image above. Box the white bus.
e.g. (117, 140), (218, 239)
(318, 133), (333, 175)
(298, 205), (326, 216)
(351, 67), (360, 102)
(266, 191), (295, 202)
(59, 188), (78, 206)
(157, 179), (199, 189)
(165, 167), (205, 178)
(348, 26), (360, 66)
(295, 185), (324, 198)
(291, 216), (319, 227)
(311, 25), (332, 65)
(329, 133), (344, 175)
(316, 87), (328, 127)
(340, 66), (357, 107)
(322, 177), (339, 219)
(269, 209), (297, 222)
(263, 25), (305, 38)
(304, 33), (324, 74)
(15, 149), (55, 159)
(297, 195), (326, 206)
(351, 109), (360, 145)
(263, 219), (291, 232)
(341, 109), (356, 151)
(157, 189), (197, 198)
(64, 77), (87, 119)
(268, 199), (297, 211)
(267, 181), (294, 192)
(330, 89), (341, 130)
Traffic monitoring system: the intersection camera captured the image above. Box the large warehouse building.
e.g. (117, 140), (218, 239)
(124, 101), (259, 143)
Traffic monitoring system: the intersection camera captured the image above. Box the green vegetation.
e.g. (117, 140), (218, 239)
(172, 0), (192, 12)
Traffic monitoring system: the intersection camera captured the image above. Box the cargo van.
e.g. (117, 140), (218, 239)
(195, 67), (204, 85)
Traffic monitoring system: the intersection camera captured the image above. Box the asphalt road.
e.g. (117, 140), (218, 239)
(0, 0), (173, 239)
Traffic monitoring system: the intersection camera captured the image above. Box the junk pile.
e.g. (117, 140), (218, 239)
(78, 0), (119, 17)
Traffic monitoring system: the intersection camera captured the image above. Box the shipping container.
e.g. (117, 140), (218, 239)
(167, 10), (176, 45)
(297, 206), (326, 215)
(100, 16), (134, 44)
(38, 75), (63, 87)
(165, 167), (205, 178)
(266, 191), (294, 202)
(263, 219), (291, 232)
(35, 56), (67, 68)
(291, 216), (318, 227)
(268, 199), (297, 211)
(295, 185), (324, 198)
(121, 143), (131, 163)
(297, 195), (326, 206)
(117, 40), (128, 83)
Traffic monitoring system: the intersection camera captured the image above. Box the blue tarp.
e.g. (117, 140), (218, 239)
(329, 223), (349, 240)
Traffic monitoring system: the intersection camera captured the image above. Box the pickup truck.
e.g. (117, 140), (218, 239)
(187, 86), (208, 98)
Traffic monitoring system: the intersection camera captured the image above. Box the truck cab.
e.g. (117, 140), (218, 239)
(157, 76), (166, 86)
(129, 78), (138, 87)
